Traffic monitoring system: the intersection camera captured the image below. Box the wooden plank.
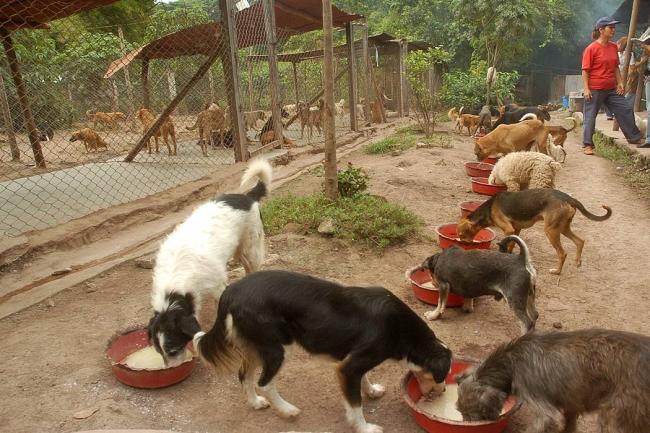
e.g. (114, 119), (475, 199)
(0, 28), (45, 168)
(249, 139), (281, 156)
(346, 22), (358, 131)
(322, 0), (338, 200)
(220, 0), (248, 162)
(395, 41), (403, 117)
(124, 50), (221, 162)
(275, 0), (320, 25)
(262, 0), (283, 149)
(400, 39), (409, 116)
(361, 21), (371, 122)
(0, 73), (19, 161)
(292, 62), (299, 106)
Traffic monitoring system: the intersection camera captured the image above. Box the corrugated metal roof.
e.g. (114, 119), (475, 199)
(0, 0), (119, 30)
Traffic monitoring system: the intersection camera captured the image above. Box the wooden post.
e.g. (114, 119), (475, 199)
(400, 39), (409, 116)
(247, 59), (254, 110)
(395, 41), (404, 117)
(361, 21), (371, 122)
(346, 22), (358, 131)
(262, 0), (283, 148)
(125, 49), (222, 162)
(369, 54), (386, 123)
(111, 79), (119, 111)
(1, 28), (45, 168)
(322, 0), (338, 200)
(292, 61), (299, 106)
(141, 58), (150, 109)
(634, 59), (646, 112)
(0, 73), (19, 161)
(616, 0), (640, 130)
(167, 70), (177, 100)
(219, 0), (247, 162)
(118, 26), (135, 115)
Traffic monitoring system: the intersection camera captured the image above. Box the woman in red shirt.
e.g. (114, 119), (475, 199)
(582, 17), (643, 155)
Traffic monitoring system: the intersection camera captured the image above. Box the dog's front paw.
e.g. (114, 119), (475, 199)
(549, 268), (562, 275)
(424, 310), (442, 321)
(249, 396), (270, 410)
(576, 259), (582, 268)
(276, 402), (301, 418)
(364, 383), (386, 399)
(357, 423), (383, 433)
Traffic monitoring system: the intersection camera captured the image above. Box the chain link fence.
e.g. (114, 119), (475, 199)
(0, 0), (364, 238)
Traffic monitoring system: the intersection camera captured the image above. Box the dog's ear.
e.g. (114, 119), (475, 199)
(422, 254), (441, 272)
(179, 314), (201, 338)
(147, 311), (161, 340)
(479, 386), (508, 420)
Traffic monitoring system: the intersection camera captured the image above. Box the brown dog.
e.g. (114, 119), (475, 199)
(456, 329), (650, 432)
(546, 117), (577, 147)
(70, 128), (108, 153)
(457, 189), (611, 274)
(459, 114), (481, 136)
(86, 111), (126, 130)
(260, 130), (294, 147)
(187, 105), (226, 156)
(474, 119), (549, 160)
(136, 108), (177, 156)
(243, 110), (266, 131)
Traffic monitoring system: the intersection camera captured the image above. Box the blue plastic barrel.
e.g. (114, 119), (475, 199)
(562, 96), (569, 109)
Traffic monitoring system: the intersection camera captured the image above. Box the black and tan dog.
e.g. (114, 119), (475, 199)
(419, 235), (538, 334)
(457, 189), (612, 275)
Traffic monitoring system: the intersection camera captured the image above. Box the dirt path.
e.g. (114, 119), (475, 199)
(1, 120), (649, 433)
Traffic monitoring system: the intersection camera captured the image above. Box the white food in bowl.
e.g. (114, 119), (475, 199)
(120, 346), (192, 370)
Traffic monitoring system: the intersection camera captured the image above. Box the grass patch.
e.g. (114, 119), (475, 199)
(593, 131), (650, 200)
(364, 125), (452, 154)
(262, 192), (425, 251)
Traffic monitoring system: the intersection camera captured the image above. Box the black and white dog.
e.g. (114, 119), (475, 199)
(420, 235), (538, 334)
(192, 270), (452, 433)
(147, 158), (272, 366)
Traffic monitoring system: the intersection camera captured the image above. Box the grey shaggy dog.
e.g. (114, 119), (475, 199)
(455, 329), (650, 432)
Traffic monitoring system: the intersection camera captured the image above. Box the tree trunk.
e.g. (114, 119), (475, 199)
(322, 0), (338, 200)
(0, 73), (19, 160)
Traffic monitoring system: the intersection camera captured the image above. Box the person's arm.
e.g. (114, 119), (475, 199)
(582, 70), (592, 100)
(615, 67), (625, 95)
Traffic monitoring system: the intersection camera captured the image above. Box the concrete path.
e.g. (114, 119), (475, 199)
(594, 110), (650, 158)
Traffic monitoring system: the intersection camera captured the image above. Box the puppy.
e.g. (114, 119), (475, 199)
(36, 122), (54, 142)
(474, 119), (549, 161)
(476, 105), (492, 134)
(634, 113), (647, 137)
(148, 158), (272, 366)
(459, 114), (481, 136)
(447, 107), (460, 132)
(493, 106), (551, 128)
(243, 110), (266, 131)
(69, 128), (108, 152)
(488, 151), (562, 191)
(136, 108), (177, 155)
(420, 235), (538, 334)
(546, 117), (577, 147)
(456, 329), (650, 432)
(193, 270), (452, 433)
(86, 110), (125, 129)
(457, 189), (612, 274)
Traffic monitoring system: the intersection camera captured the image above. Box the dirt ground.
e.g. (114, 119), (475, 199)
(1, 117), (649, 433)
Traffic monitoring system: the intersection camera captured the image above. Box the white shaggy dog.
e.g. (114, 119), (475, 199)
(147, 158), (272, 366)
(488, 151), (561, 191)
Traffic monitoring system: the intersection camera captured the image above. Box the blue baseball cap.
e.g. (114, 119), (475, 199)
(595, 16), (620, 29)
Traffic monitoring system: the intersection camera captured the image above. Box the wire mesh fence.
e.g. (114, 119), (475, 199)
(0, 0), (365, 238)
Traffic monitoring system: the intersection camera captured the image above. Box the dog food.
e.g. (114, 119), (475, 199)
(419, 281), (436, 289)
(417, 384), (505, 421)
(120, 346), (191, 370)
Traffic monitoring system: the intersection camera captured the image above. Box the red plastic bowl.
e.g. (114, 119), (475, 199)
(459, 200), (486, 219)
(464, 162), (494, 178)
(481, 157), (499, 165)
(106, 327), (196, 389)
(408, 267), (464, 307)
(436, 223), (495, 250)
(471, 177), (507, 196)
(402, 359), (520, 433)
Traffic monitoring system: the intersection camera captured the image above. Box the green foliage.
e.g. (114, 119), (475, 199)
(337, 164), (369, 197)
(440, 60), (519, 108)
(364, 127), (421, 154)
(262, 193), (424, 251)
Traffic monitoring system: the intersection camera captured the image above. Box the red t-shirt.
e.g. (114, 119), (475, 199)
(582, 41), (619, 90)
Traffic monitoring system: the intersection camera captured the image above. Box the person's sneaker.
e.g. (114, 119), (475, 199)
(637, 142), (650, 148)
(583, 146), (594, 155)
(629, 137), (645, 145)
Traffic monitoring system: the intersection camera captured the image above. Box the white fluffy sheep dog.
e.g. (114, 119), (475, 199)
(151, 158), (272, 314)
(488, 151), (561, 191)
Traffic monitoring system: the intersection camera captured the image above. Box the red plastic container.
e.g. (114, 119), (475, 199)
(436, 224), (495, 250)
(106, 327), (196, 389)
(408, 266), (464, 307)
(464, 162), (494, 178)
(402, 359), (520, 433)
(470, 177), (507, 196)
(459, 200), (486, 219)
(481, 157), (499, 165)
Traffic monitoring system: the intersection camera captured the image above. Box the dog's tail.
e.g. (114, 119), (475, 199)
(240, 158), (273, 202)
(564, 117), (577, 132)
(194, 294), (242, 374)
(558, 191), (612, 221)
(519, 113), (537, 121)
(499, 235), (532, 265)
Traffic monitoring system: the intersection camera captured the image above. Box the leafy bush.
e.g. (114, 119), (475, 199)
(337, 163), (369, 197)
(262, 193), (424, 251)
(440, 60), (519, 109)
